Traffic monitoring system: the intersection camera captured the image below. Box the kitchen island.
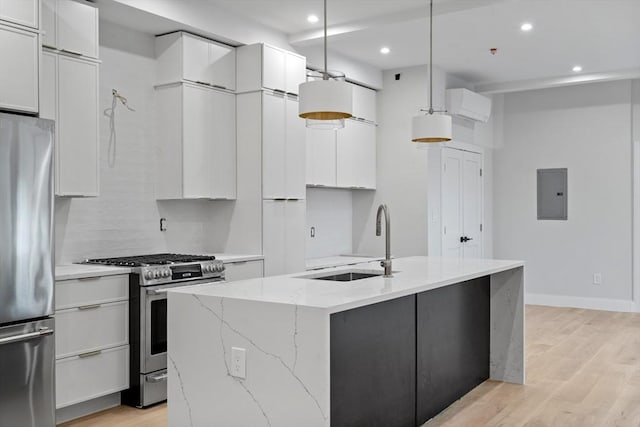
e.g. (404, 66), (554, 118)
(167, 256), (524, 427)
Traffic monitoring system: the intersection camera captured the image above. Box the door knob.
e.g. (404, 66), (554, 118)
(460, 236), (473, 243)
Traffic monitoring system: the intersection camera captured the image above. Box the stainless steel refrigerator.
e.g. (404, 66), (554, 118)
(0, 112), (55, 427)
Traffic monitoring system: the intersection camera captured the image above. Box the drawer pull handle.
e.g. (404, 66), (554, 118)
(78, 350), (102, 358)
(60, 49), (83, 56)
(77, 276), (101, 281)
(78, 304), (101, 310)
(231, 261), (248, 265)
(146, 372), (168, 383)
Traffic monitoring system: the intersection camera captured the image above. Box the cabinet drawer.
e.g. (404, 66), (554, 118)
(55, 275), (128, 310)
(224, 260), (264, 282)
(56, 345), (129, 409)
(55, 301), (128, 359)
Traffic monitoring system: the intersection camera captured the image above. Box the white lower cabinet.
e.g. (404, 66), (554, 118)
(263, 200), (306, 276)
(55, 301), (128, 359)
(0, 23), (38, 113)
(224, 260), (264, 282)
(54, 275), (129, 409)
(56, 346), (129, 409)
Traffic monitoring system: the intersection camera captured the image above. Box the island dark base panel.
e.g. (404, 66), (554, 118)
(330, 294), (417, 427)
(416, 276), (491, 425)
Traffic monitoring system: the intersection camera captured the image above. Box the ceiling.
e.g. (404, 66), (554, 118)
(204, 0), (640, 86)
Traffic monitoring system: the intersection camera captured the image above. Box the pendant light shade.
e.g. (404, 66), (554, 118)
(412, 114), (452, 143)
(299, 79), (352, 121)
(411, 0), (452, 144)
(298, 0), (352, 128)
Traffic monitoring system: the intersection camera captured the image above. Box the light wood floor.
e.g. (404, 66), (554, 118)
(60, 305), (640, 427)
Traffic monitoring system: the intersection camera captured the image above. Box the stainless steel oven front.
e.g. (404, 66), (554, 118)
(132, 278), (221, 407)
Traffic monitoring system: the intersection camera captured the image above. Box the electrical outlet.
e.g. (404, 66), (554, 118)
(593, 273), (602, 285)
(231, 347), (246, 379)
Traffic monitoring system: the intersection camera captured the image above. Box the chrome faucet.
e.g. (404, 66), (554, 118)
(376, 204), (392, 277)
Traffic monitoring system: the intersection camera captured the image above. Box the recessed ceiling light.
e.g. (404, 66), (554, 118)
(572, 65), (583, 72)
(380, 47), (390, 54)
(307, 14), (319, 23)
(520, 22), (533, 32)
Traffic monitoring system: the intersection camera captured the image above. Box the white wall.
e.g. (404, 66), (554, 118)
(305, 189), (353, 259)
(54, 21), (224, 263)
(493, 80), (634, 310)
(352, 65), (491, 258)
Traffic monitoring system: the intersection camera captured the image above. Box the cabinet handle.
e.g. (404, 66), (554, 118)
(77, 276), (101, 281)
(78, 350), (102, 358)
(195, 81), (212, 87)
(60, 49), (83, 57)
(231, 261), (248, 265)
(286, 92), (298, 97)
(212, 84), (227, 90)
(272, 89), (286, 96)
(78, 304), (101, 310)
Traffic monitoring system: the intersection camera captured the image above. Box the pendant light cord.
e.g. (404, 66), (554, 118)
(323, 0), (328, 80)
(428, 0), (434, 114)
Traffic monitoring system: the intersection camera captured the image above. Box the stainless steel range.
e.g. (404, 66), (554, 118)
(83, 253), (225, 408)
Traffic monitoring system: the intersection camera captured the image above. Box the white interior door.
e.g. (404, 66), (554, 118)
(462, 151), (482, 258)
(441, 147), (483, 259)
(441, 148), (463, 258)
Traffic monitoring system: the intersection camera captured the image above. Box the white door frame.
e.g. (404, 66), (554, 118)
(633, 138), (640, 312)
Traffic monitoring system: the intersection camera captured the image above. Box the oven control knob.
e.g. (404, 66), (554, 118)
(144, 271), (153, 280)
(204, 265), (211, 273)
(153, 271), (160, 279)
(163, 270), (170, 278)
(216, 264), (223, 272)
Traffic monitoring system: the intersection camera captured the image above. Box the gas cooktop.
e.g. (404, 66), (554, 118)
(83, 253), (217, 267)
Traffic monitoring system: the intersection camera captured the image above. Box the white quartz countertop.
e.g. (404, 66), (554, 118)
(305, 255), (382, 270)
(171, 256), (524, 313)
(55, 264), (132, 281)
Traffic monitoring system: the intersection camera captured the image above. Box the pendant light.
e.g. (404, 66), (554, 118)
(411, 0), (452, 143)
(298, 0), (352, 129)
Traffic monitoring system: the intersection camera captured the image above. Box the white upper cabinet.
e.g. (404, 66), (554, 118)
(237, 43), (306, 95)
(351, 83), (377, 123)
(156, 83), (236, 200)
(262, 92), (305, 199)
(306, 128), (336, 187)
(336, 120), (376, 190)
(156, 32), (236, 91)
(0, 23), (38, 113)
(43, 0), (98, 59)
(56, 55), (99, 196)
(0, 0), (38, 29)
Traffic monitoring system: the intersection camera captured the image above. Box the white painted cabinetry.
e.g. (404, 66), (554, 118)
(336, 120), (376, 189)
(351, 83), (377, 122)
(40, 50), (100, 197)
(306, 128), (337, 187)
(0, 23), (38, 113)
(224, 260), (264, 282)
(156, 32), (236, 91)
(263, 200), (306, 276)
(41, 0), (98, 59)
(236, 43), (306, 95)
(306, 120), (376, 189)
(54, 275), (130, 409)
(156, 82), (236, 200)
(0, 0), (38, 28)
(262, 92), (306, 199)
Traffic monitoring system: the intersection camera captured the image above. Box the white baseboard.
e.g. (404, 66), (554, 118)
(56, 393), (121, 424)
(526, 293), (638, 313)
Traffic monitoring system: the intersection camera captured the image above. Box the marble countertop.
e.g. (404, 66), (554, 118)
(170, 256), (524, 313)
(305, 255), (382, 270)
(55, 264), (132, 281)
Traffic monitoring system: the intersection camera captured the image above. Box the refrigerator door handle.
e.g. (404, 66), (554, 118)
(0, 327), (54, 346)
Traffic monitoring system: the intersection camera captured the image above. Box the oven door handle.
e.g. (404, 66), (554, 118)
(146, 288), (169, 296)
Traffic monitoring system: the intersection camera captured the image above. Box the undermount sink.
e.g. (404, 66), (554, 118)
(299, 270), (385, 282)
